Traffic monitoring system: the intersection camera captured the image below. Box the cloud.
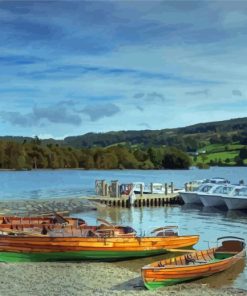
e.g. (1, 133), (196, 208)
(79, 103), (120, 121)
(133, 91), (166, 102)
(185, 89), (209, 96)
(0, 111), (31, 127)
(33, 105), (81, 125)
(146, 92), (166, 101)
(133, 93), (145, 99)
(232, 89), (242, 96)
(0, 102), (82, 127)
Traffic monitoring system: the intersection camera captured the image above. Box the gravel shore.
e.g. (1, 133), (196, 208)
(0, 262), (246, 296)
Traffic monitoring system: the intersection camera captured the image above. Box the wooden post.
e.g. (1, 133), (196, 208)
(102, 180), (106, 196)
(171, 182), (174, 194)
(140, 183), (143, 197)
(151, 183), (154, 194)
(165, 183), (168, 195)
(104, 183), (108, 196)
(110, 180), (119, 197)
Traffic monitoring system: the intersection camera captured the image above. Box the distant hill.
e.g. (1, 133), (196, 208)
(1, 117), (247, 150)
(63, 117), (247, 149)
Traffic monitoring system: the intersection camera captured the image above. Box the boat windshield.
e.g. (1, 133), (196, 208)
(233, 187), (247, 196)
(212, 185), (235, 195)
(197, 184), (214, 193)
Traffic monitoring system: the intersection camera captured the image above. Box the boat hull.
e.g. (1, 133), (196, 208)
(0, 235), (199, 262)
(0, 249), (167, 262)
(198, 194), (225, 207)
(179, 192), (202, 204)
(223, 197), (247, 210)
(142, 243), (245, 290)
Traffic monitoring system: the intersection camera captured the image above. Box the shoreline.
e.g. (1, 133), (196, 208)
(0, 262), (246, 296)
(0, 196), (99, 216)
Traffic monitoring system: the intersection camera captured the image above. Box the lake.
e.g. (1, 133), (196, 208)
(0, 167), (247, 290)
(1, 166), (247, 200)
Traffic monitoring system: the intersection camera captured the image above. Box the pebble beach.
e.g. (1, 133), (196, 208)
(0, 262), (246, 296)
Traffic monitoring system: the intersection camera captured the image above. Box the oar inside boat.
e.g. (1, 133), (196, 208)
(151, 226), (179, 237)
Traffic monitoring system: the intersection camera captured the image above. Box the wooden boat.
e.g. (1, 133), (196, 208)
(141, 236), (246, 290)
(0, 227), (199, 262)
(0, 216), (137, 238)
(0, 213), (86, 227)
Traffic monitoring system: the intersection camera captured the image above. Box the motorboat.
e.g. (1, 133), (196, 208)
(222, 186), (247, 210)
(198, 184), (236, 208)
(133, 182), (179, 195)
(180, 178), (230, 205)
(180, 183), (215, 205)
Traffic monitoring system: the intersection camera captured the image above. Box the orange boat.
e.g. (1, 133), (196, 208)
(0, 214), (86, 227)
(141, 236), (246, 290)
(0, 216), (136, 238)
(0, 225), (199, 262)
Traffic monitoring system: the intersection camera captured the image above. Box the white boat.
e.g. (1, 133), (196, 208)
(180, 178), (230, 205)
(133, 182), (180, 195)
(198, 184), (236, 207)
(180, 183), (215, 205)
(222, 186), (247, 210)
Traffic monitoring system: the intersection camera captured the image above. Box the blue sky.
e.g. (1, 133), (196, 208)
(0, 1), (247, 139)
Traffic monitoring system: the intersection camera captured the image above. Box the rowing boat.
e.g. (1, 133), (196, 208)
(141, 236), (246, 290)
(0, 216), (137, 238)
(0, 228), (199, 262)
(0, 214), (86, 227)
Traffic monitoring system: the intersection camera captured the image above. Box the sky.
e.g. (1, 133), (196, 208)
(0, 0), (247, 139)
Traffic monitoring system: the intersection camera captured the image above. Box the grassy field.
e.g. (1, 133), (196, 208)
(193, 143), (246, 166)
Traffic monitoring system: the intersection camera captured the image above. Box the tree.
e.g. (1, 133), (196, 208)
(162, 148), (191, 169)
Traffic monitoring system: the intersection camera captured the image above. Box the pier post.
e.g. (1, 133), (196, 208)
(140, 183), (144, 197)
(110, 180), (119, 197)
(102, 180), (106, 196)
(165, 183), (168, 195)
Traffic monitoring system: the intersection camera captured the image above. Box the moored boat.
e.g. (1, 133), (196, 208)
(222, 186), (247, 210)
(0, 214), (86, 227)
(141, 236), (245, 290)
(0, 227), (199, 262)
(198, 184), (236, 208)
(180, 178), (230, 205)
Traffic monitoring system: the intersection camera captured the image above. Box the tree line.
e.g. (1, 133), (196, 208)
(0, 139), (191, 170)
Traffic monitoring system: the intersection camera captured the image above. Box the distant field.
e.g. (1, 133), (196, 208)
(194, 143), (245, 166)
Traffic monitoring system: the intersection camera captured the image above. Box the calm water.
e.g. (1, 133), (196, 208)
(1, 167), (247, 200)
(0, 167), (247, 290)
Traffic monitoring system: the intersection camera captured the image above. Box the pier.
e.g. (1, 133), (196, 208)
(93, 180), (183, 207)
(89, 194), (182, 208)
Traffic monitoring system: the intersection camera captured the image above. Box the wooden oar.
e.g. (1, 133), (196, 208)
(166, 248), (198, 253)
(151, 226), (178, 234)
(97, 218), (114, 227)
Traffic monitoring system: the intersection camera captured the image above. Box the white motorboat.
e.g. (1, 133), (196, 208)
(222, 186), (247, 210)
(180, 183), (215, 204)
(180, 178), (230, 205)
(198, 184), (236, 207)
(133, 182), (180, 195)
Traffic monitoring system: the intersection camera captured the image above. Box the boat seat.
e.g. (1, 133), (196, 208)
(158, 261), (165, 267)
(185, 254), (196, 265)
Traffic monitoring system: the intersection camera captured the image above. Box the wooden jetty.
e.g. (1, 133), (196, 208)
(89, 194), (182, 208)
(93, 180), (183, 208)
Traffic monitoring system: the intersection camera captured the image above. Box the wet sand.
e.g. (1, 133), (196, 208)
(0, 262), (246, 296)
